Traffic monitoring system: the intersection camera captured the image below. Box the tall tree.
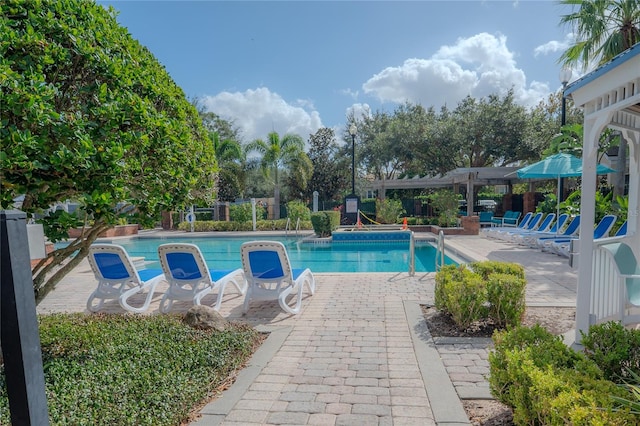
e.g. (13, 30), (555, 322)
(245, 131), (312, 218)
(210, 131), (246, 201)
(559, 0), (640, 197)
(559, 0), (640, 70)
(0, 0), (216, 300)
(302, 128), (349, 203)
(195, 109), (246, 201)
(452, 90), (530, 167)
(356, 110), (398, 181)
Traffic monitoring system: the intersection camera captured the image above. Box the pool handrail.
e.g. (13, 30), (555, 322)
(435, 230), (445, 272)
(409, 231), (415, 276)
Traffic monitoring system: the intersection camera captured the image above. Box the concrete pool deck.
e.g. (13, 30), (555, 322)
(36, 232), (578, 425)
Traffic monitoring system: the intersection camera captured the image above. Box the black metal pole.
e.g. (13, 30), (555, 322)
(351, 133), (356, 195)
(561, 87), (567, 127)
(1, 210), (50, 425)
(559, 83), (567, 201)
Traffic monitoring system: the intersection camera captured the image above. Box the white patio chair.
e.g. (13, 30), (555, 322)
(87, 244), (164, 313)
(240, 240), (315, 315)
(157, 243), (246, 313)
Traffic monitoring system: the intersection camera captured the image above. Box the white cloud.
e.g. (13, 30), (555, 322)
(362, 32), (550, 110)
(346, 103), (371, 122)
(534, 40), (567, 57)
(200, 87), (323, 143)
(534, 33), (574, 57)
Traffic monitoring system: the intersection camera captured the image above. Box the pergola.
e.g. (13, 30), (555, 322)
(565, 42), (640, 340)
(364, 167), (522, 216)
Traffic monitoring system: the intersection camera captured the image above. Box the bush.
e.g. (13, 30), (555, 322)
(489, 325), (635, 425)
(581, 321), (640, 383)
(434, 261), (526, 329)
(486, 273), (526, 328)
(286, 200), (311, 222)
(310, 211), (340, 237)
(471, 260), (525, 280)
(445, 273), (488, 329)
(434, 264), (469, 312)
(428, 189), (459, 227)
(177, 220), (312, 232)
(375, 199), (405, 224)
(229, 203), (261, 222)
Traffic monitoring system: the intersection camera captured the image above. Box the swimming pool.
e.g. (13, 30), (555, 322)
(96, 235), (459, 273)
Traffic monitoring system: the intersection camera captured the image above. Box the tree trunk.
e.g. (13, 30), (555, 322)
(273, 185), (280, 220)
(613, 135), (627, 200)
(32, 222), (110, 304)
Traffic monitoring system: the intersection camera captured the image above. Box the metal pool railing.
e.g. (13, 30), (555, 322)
(435, 230), (445, 272)
(409, 231), (415, 276)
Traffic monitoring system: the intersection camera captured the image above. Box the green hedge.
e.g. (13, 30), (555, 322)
(581, 321), (640, 383)
(434, 261), (525, 329)
(310, 211), (340, 237)
(177, 219), (312, 232)
(489, 325), (636, 425)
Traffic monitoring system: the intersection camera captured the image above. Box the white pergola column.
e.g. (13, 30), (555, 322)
(575, 113), (612, 340)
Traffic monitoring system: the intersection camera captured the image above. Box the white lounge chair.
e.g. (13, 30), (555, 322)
(240, 240), (315, 315)
(534, 215), (581, 249)
(516, 213), (568, 246)
(509, 213), (557, 244)
(87, 244), (164, 313)
(482, 212), (532, 239)
(546, 214), (617, 257)
(157, 243), (246, 313)
(493, 212), (544, 241)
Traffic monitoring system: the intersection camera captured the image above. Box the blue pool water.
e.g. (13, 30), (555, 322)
(95, 235), (458, 273)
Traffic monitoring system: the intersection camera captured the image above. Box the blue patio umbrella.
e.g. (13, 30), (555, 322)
(513, 153), (615, 231)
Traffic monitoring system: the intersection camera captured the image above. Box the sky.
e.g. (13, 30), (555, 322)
(99, 1), (578, 144)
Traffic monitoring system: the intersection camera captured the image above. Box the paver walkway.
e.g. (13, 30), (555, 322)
(36, 233), (579, 425)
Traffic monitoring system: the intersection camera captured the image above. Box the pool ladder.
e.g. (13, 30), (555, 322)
(409, 231), (415, 276)
(435, 230), (445, 272)
(285, 217), (301, 237)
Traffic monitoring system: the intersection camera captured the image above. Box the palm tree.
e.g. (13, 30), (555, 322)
(211, 131), (245, 202)
(559, 0), (640, 198)
(559, 0), (640, 70)
(245, 131), (312, 219)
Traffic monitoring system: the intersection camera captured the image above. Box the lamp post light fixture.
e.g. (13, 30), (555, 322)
(559, 67), (572, 127)
(558, 67), (572, 202)
(345, 124), (359, 225)
(349, 124), (357, 196)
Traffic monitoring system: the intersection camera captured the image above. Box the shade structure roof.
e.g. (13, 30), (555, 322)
(514, 153), (615, 179)
(364, 167), (524, 192)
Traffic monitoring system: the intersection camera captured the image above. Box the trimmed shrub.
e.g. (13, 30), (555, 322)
(229, 203), (253, 222)
(434, 261), (526, 329)
(310, 211), (339, 237)
(434, 264), (472, 312)
(375, 198), (405, 224)
(446, 273), (488, 329)
(471, 260), (525, 280)
(177, 220), (311, 232)
(486, 272), (526, 328)
(286, 200), (311, 222)
(489, 325), (635, 425)
(581, 321), (640, 383)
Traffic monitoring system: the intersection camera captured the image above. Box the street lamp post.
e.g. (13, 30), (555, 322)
(349, 124), (357, 195)
(345, 124), (359, 225)
(559, 67), (572, 202)
(560, 67), (572, 127)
